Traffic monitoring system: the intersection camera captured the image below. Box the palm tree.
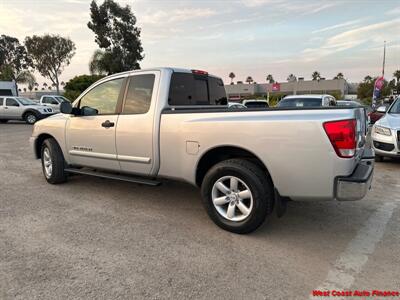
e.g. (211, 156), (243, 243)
(334, 72), (344, 79)
(43, 83), (48, 89)
(364, 75), (372, 83)
(311, 71), (321, 81)
(13, 70), (35, 94)
(266, 74), (274, 83)
(287, 74), (296, 82)
(393, 70), (400, 84)
(246, 76), (253, 84)
(228, 72), (235, 85)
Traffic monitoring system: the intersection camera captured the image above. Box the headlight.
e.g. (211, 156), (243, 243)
(374, 125), (391, 136)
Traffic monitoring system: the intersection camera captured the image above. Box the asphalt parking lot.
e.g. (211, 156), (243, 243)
(1, 122), (400, 299)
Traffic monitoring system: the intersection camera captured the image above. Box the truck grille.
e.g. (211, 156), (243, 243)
(373, 141), (395, 152)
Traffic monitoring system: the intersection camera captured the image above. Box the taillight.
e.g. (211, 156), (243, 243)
(192, 69), (208, 75)
(323, 119), (356, 158)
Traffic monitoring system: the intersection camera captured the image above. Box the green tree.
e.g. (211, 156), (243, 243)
(266, 74), (274, 83)
(0, 35), (32, 81)
(229, 72), (235, 84)
(88, 0), (143, 75)
(393, 70), (400, 84)
(311, 71), (321, 81)
(63, 74), (105, 101)
(357, 76), (391, 101)
(25, 34), (76, 94)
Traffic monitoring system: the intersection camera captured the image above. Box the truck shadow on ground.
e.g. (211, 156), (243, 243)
(63, 171), (393, 248)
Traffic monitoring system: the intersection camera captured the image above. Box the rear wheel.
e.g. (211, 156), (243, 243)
(0, 120), (8, 123)
(41, 138), (67, 184)
(201, 159), (273, 234)
(25, 112), (38, 124)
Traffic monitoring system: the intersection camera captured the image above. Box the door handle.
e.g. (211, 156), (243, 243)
(101, 120), (114, 128)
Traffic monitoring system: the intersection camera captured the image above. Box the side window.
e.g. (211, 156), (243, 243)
(42, 97), (52, 104)
(79, 78), (124, 115)
(209, 77), (227, 105)
(6, 98), (19, 107)
(123, 74), (155, 114)
(168, 73), (208, 105)
(0, 98), (3, 106)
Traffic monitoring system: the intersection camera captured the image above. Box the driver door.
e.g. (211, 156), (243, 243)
(65, 77), (126, 171)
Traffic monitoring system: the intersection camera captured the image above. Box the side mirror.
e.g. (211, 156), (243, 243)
(81, 106), (98, 116)
(60, 101), (73, 114)
(376, 106), (387, 113)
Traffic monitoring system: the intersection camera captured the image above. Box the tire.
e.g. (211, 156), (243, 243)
(201, 159), (273, 234)
(41, 138), (67, 184)
(0, 120), (8, 123)
(375, 155), (384, 162)
(24, 112), (38, 124)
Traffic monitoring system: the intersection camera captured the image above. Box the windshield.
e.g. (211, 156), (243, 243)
(16, 97), (36, 105)
(56, 96), (68, 103)
(388, 98), (400, 114)
(277, 98), (322, 107)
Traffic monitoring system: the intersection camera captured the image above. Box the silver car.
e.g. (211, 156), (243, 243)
(371, 97), (400, 161)
(0, 96), (55, 124)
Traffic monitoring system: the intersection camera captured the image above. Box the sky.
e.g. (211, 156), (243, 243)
(0, 0), (400, 86)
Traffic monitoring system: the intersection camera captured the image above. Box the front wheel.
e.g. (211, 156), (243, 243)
(25, 112), (38, 124)
(201, 159), (273, 234)
(41, 138), (67, 184)
(0, 120), (8, 123)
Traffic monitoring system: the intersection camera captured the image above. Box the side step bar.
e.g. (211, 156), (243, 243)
(64, 168), (161, 186)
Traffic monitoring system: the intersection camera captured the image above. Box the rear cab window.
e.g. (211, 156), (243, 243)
(168, 72), (227, 106)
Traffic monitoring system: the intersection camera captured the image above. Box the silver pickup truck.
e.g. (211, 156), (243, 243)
(30, 68), (374, 233)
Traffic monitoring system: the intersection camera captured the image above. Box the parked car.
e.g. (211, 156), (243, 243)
(337, 100), (370, 125)
(371, 98), (400, 161)
(369, 104), (390, 124)
(228, 102), (246, 109)
(277, 94), (337, 107)
(0, 96), (55, 124)
(37, 95), (70, 113)
(242, 99), (269, 108)
(30, 68), (373, 233)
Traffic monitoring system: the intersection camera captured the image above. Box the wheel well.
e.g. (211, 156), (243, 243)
(35, 134), (54, 159)
(195, 146), (272, 187)
(22, 109), (38, 119)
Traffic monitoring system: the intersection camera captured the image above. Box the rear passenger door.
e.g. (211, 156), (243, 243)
(116, 71), (160, 176)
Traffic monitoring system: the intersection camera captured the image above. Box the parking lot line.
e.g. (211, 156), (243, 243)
(310, 201), (397, 298)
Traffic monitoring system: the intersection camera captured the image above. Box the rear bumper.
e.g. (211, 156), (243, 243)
(335, 148), (374, 201)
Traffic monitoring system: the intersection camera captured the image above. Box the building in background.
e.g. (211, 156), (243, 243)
(225, 78), (351, 101)
(0, 81), (18, 96)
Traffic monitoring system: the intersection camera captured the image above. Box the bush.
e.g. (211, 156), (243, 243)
(63, 74), (104, 101)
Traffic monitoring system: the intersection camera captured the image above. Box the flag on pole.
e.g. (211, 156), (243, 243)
(372, 76), (384, 108)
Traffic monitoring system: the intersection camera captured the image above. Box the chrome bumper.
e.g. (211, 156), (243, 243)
(335, 149), (374, 201)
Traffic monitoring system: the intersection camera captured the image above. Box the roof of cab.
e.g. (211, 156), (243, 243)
(283, 94), (331, 99)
